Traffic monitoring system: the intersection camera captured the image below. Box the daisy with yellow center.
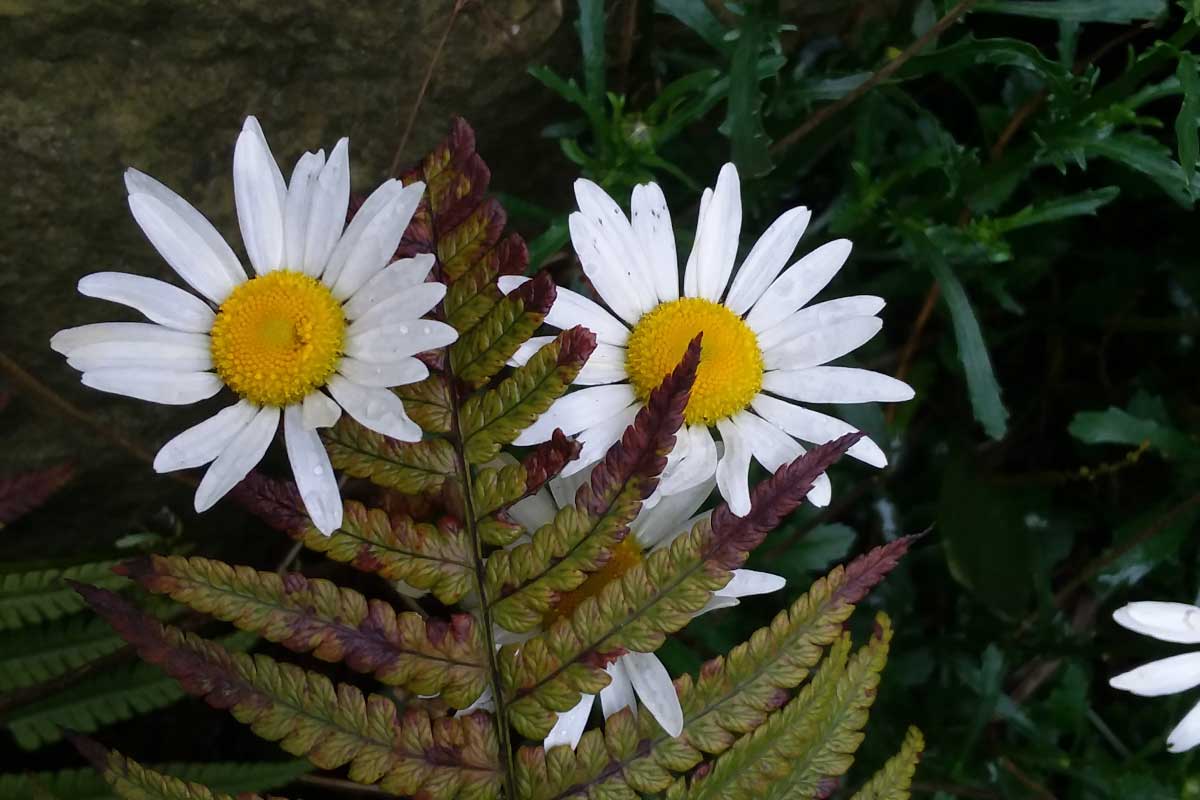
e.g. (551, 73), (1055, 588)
(502, 164), (913, 515)
(51, 117), (456, 534)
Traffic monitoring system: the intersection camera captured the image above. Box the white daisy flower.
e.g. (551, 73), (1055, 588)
(50, 117), (456, 535)
(1110, 601), (1200, 752)
(508, 466), (785, 750)
(500, 163), (913, 516)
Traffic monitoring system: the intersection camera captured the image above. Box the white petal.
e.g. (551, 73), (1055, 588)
(658, 424), (717, 498)
(694, 594), (741, 616)
(684, 163), (741, 302)
(1169, 700), (1200, 752)
(544, 694), (595, 750)
(728, 411), (830, 507)
(301, 390), (342, 429)
(345, 320), (458, 363)
(52, 323), (207, 356)
(763, 316), (882, 371)
(513, 384), (636, 446)
(751, 394), (887, 468)
(574, 179), (658, 313)
(623, 652), (682, 736)
(284, 406), (342, 535)
(322, 180), (404, 288)
(123, 168), (246, 288)
(346, 283), (446, 335)
(755, 295), (886, 350)
(561, 404), (642, 477)
(575, 343), (629, 386)
(304, 137), (350, 277)
(327, 376), (421, 442)
(337, 356), (429, 388)
(548, 464), (594, 508)
(343, 254), (437, 320)
(81, 368), (221, 406)
(509, 335), (557, 368)
(508, 488), (557, 533)
(498, 276), (630, 346)
(683, 187), (714, 298)
(630, 182), (679, 304)
(809, 471), (833, 507)
(633, 475), (714, 549)
(233, 118), (286, 275)
(724, 206), (812, 314)
(393, 580), (430, 599)
(128, 194), (241, 304)
(1114, 602), (1200, 644)
(194, 405), (279, 512)
(77, 272), (215, 332)
(569, 212), (647, 325)
(153, 400), (258, 472)
(745, 239), (854, 333)
(719, 569), (786, 598)
(599, 660), (638, 720)
(68, 338), (213, 373)
(456, 687), (495, 716)
(330, 182), (425, 301)
(1110, 652), (1200, 697)
(764, 366), (913, 404)
(284, 149), (324, 273)
(715, 418), (752, 516)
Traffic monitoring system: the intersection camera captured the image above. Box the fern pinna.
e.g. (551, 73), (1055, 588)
(65, 119), (922, 800)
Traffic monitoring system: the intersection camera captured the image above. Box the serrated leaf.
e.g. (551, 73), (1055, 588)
(848, 727), (925, 800)
(451, 272), (556, 389)
(74, 586), (502, 800)
(397, 374), (454, 434)
(0, 561), (128, 630)
(0, 613), (124, 692)
(0, 463), (73, 526)
(119, 554), (489, 707)
(323, 415), (456, 494)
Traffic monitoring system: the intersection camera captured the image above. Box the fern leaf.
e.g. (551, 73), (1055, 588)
(69, 736), (290, 800)
(0, 561), (127, 630)
(396, 374), (454, 433)
(322, 415), (456, 494)
(501, 433), (863, 740)
(520, 430), (583, 497)
(119, 554), (488, 706)
(459, 326), (596, 465)
(452, 272), (556, 389)
(486, 337), (699, 634)
(74, 585), (502, 800)
(295, 501), (473, 603)
(229, 473), (309, 535)
(0, 463), (73, 526)
(849, 727), (925, 800)
(0, 759), (310, 800)
(0, 613), (124, 692)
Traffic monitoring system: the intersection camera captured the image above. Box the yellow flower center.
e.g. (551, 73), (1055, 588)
(625, 297), (764, 426)
(210, 271), (345, 407)
(546, 537), (643, 626)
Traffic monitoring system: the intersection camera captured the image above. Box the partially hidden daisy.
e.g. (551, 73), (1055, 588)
(50, 117), (456, 534)
(508, 467), (784, 749)
(1110, 601), (1200, 752)
(500, 164), (913, 516)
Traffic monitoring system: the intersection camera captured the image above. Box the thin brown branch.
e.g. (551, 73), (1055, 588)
(770, 0), (980, 156)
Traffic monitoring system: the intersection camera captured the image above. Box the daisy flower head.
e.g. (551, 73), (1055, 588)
(50, 117), (456, 535)
(501, 164), (913, 516)
(505, 468), (785, 750)
(1110, 601), (1200, 752)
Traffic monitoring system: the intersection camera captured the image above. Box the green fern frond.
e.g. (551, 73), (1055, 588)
(0, 561), (127, 630)
(0, 759), (309, 800)
(849, 727), (925, 800)
(75, 584), (502, 800)
(0, 613), (123, 692)
(396, 374), (454, 433)
(118, 554), (488, 707)
(322, 416), (456, 494)
(452, 272), (556, 389)
(294, 501), (473, 604)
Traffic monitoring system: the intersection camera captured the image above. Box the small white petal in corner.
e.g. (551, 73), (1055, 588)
(599, 659), (638, 720)
(154, 400), (258, 473)
(327, 375), (421, 442)
(78, 273), (215, 333)
(82, 368), (222, 406)
(301, 390), (342, 429)
(284, 406), (342, 535)
(544, 693), (595, 750)
(194, 405), (279, 512)
(622, 652), (683, 736)
(719, 569), (786, 598)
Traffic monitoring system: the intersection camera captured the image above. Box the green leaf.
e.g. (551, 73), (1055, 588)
(997, 186), (1120, 231)
(901, 36), (1078, 97)
(0, 561), (127, 630)
(760, 524), (858, 583)
(0, 760), (310, 800)
(1069, 406), (1200, 460)
(654, 0), (728, 51)
(979, 0), (1167, 23)
(578, 0), (606, 108)
(723, 6), (773, 177)
(848, 727), (925, 800)
(1177, 51), (1199, 188)
(1047, 130), (1199, 208)
(0, 613), (124, 692)
(322, 415), (456, 494)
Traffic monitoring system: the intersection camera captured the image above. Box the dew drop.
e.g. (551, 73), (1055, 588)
(312, 465), (325, 477)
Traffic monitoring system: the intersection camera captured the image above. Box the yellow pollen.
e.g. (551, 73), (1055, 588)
(210, 271), (345, 407)
(546, 537), (643, 626)
(625, 297), (764, 426)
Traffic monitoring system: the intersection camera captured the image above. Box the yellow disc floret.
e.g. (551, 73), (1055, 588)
(546, 536), (644, 626)
(210, 271), (345, 407)
(625, 297), (764, 426)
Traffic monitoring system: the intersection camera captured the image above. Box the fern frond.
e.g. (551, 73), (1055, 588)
(70, 736), (290, 800)
(0, 463), (73, 526)
(452, 272), (556, 389)
(323, 416), (456, 493)
(501, 433), (862, 740)
(397, 374), (454, 433)
(485, 337), (699, 634)
(0, 613), (123, 692)
(0, 561), (127, 630)
(520, 430), (583, 497)
(119, 554), (488, 706)
(849, 727), (925, 800)
(294, 501), (473, 603)
(0, 759), (309, 800)
(75, 584), (502, 800)
(459, 326), (596, 466)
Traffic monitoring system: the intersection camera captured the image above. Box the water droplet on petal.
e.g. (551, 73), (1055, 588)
(312, 466), (324, 477)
